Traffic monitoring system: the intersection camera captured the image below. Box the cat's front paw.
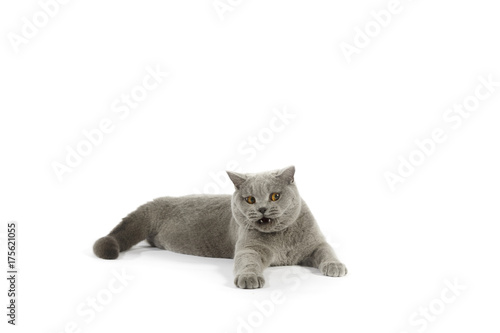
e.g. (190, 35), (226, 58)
(234, 273), (265, 289)
(320, 261), (347, 277)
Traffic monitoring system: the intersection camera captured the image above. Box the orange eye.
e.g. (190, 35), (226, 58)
(270, 193), (281, 201)
(246, 196), (256, 204)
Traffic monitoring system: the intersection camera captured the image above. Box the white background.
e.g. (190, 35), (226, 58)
(1, 0), (500, 332)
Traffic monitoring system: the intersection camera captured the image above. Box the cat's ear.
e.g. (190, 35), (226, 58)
(275, 165), (295, 184)
(227, 171), (247, 190)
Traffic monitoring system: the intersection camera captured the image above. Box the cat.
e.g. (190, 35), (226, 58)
(93, 166), (347, 288)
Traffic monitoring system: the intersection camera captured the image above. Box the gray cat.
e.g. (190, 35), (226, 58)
(93, 166), (347, 288)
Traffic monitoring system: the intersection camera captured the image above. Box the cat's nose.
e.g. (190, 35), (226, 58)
(258, 207), (267, 214)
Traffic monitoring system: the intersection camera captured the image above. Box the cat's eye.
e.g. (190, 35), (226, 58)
(245, 196), (256, 204)
(270, 193), (281, 201)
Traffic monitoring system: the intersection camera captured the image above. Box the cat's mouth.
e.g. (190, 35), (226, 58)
(253, 216), (278, 232)
(257, 217), (273, 225)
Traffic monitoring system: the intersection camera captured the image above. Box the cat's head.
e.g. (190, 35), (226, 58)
(227, 166), (301, 233)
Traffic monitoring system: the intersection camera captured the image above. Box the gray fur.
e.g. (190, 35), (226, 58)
(93, 166), (347, 288)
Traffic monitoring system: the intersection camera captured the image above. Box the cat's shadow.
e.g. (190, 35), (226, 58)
(87, 241), (323, 289)
(109, 241), (236, 288)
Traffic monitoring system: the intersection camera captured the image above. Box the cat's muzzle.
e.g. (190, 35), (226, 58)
(257, 217), (272, 225)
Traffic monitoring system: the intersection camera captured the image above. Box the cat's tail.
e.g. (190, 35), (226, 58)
(93, 203), (151, 260)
